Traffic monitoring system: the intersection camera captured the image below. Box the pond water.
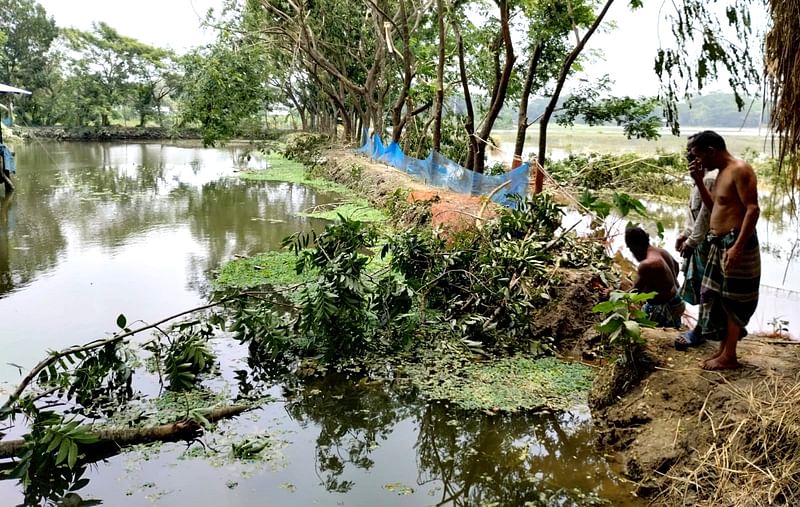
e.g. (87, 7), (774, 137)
(0, 141), (638, 506)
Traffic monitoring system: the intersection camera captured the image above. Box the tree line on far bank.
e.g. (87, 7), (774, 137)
(2, 0), (765, 180)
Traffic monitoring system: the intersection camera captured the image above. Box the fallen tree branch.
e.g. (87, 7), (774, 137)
(0, 404), (252, 460)
(1, 297), (242, 416)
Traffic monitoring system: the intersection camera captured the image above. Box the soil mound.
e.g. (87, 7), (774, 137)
(324, 149), (498, 231)
(591, 328), (800, 505)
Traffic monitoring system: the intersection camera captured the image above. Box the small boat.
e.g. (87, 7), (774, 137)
(0, 83), (32, 193)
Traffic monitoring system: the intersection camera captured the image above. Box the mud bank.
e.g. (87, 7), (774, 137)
(591, 328), (800, 506)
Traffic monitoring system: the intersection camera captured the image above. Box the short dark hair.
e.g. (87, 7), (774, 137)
(625, 226), (649, 248)
(688, 130), (726, 151)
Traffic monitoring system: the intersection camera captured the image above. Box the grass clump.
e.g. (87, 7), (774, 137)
(239, 154), (350, 194)
(299, 199), (387, 223)
(214, 250), (314, 290)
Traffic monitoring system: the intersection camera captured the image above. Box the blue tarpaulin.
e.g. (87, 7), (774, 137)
(0, 144), (15, 174)
(357, 131), (528, 207)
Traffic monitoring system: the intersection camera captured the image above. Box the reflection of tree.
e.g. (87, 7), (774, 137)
(183, 179), (329, 295)
(415, 404), (626, 506)
(0, 148), (67, 298)
(6, 141), (335, 300)
(283, 374), (414, 493)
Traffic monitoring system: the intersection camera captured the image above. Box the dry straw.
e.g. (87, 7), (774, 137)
(657, 374), (800, 506)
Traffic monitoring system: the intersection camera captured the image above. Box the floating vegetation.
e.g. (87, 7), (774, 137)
(383, 482), (415, 495)
(404, 356), (594, 413)
(213, 250), (315, 290)
(239, 155), (350, 194)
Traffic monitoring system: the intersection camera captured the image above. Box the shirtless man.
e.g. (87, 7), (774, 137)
(624, 226), (685, 328)
(687, 130), (761, 370)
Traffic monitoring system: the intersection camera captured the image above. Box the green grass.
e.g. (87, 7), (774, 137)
(214, 245), (391, 292)
(298, 199), (388, 222)
(213, 250), (314, 290)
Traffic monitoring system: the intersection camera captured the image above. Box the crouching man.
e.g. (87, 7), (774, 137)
(625, 226), (685, 328)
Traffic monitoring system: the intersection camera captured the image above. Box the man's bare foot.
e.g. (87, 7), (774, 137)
(698, 347), (723, 367)
(701, 356), (740, 371)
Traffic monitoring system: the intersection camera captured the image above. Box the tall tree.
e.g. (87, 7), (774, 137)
(0, 0), (58, 122)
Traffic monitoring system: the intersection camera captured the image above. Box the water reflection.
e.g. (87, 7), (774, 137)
(0, 141), (334, 380)
(282, 374), (634, 506)
(285, 376), (416, 494)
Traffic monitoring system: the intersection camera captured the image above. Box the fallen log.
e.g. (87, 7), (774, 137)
(0, 404), (252, 460)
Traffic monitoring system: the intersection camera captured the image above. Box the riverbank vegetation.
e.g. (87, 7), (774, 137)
(0, 141), (638, 502)
(3, 0), (800, 504)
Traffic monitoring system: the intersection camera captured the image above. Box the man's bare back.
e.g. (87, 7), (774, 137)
(635, 246), (678, 304)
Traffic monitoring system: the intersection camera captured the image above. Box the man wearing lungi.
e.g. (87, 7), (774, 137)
(624, 226), (685, 329)
(687, 131), (761, 370)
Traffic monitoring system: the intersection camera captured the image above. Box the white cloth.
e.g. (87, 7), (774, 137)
(681, 169), (718, 249)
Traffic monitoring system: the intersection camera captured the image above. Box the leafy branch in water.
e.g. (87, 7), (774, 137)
(0, 297), (254, 504)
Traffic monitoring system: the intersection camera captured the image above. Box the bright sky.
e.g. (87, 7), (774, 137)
(35, 0), (739, 98)
(38, 0), (219, 52)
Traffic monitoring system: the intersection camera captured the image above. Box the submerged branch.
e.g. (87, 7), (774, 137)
(0, 404), (252, 461)
(1, 297), (243, 416)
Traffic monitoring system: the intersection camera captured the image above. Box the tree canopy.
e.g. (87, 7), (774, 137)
(1, 0), (796, 186)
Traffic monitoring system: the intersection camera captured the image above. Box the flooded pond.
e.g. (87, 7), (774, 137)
(0, 141), (637, 506)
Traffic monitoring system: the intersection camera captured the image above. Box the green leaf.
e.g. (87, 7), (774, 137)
(70, 478), (91, 491)
(67, 440), (78, 469)
(629, 291), (657, 303)
(591, 300), (621, 314)
(623, 320), (641, 339)
(45, 434), (62, 453)
(56, 439), (70, 465)
(116, 314), (127, 329)
(596, 315), (622, 334)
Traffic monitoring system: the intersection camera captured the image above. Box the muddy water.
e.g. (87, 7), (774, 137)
(0, 141), (336, 381)
(0, 142), (638, 506)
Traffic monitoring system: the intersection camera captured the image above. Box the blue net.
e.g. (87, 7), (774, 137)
(0, 144), (15, 174)
(356, 130), (528, 207)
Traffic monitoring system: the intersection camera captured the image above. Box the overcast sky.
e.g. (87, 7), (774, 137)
(36, 0), (700, 98)
(38, 0), (219, 52)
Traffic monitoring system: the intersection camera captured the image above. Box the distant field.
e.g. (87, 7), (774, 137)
(493, 125), (776, 161)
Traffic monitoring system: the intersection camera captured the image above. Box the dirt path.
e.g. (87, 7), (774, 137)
(326, 148), (502, 230)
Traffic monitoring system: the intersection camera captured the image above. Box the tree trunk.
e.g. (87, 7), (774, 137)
(432, 0), (446, 151)
(452, 20), (477, 168)
(535, 0), (615, 193)
(473, 0), (515, 174)
(512, 42), (544, 168)
(389, 0), (417, 143)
